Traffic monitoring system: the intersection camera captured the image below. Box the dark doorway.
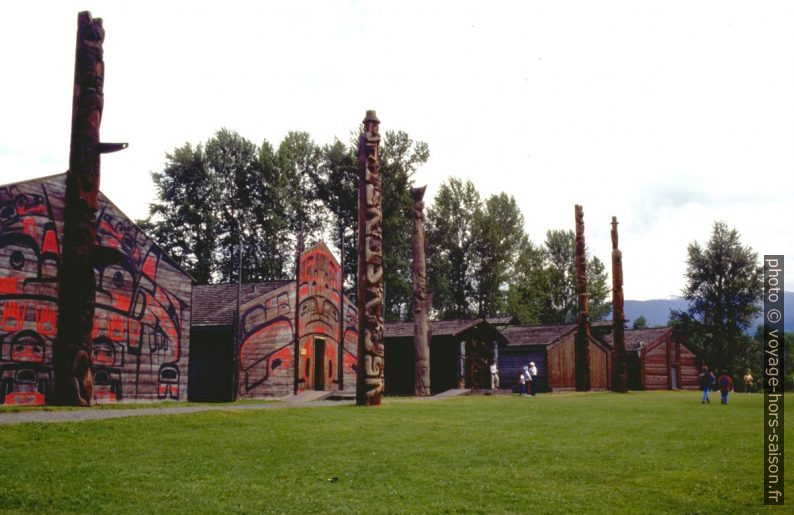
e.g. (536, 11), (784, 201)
(314, 338), (326, 391)
(466, 339), (491, 389)
(188, 328), (235, 402)
(671, 364), (678, 390)
(430, 339), (458, 394)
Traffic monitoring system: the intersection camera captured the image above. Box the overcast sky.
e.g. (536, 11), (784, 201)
(1, 1), (792, 299)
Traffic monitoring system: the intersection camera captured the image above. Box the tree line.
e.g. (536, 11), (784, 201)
(140, 128), (610, 323)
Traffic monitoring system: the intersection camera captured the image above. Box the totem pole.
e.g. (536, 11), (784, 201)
(356, 110), (385, 406)
(293, 228), (304, 395)
(54, 11), (126, 405)
(574, 205), (591, 391)
(611, 216), (629, 393)
(411, 186), (431, 396)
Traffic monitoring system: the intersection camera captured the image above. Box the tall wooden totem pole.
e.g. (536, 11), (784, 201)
(54, 12), (126, 405)
(611, 216), (629, 393)
(356, 110), (385, 406)
(574, 205), (591, 391)
(411, 186), (431, 396)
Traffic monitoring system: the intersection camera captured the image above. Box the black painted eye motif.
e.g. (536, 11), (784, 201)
(10, 250), (24, 270)
(112, 271), (125, 288)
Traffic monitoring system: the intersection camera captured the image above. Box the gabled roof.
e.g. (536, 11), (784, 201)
(384, 318), (506, 342)
(192, 281), (292, 327)
(601, 327), (672, 352)
(501, 324), (577, 347)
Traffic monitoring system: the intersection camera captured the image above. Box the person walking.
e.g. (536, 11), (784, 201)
(719, 371), (733, 404)
(699, 365), (711, 403)
(743, 371), (754, 394)
(528, 362), (538, 396)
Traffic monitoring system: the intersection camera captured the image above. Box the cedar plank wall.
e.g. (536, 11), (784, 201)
(341, 296), (358, 391)
(641, 334), (670, 390)
(677, 343), (699, 389)
(0, 174), (192, 405)
(588, 338), (610, 390)
(548, 333), (576, 390)
(237, 284), (295, 397)
(237, 244), (358, 398)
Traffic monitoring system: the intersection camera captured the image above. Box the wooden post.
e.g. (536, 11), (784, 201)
(457, 340), (466, 389)
(411, 186), (431, 396)
(356, 110), (384, 406)
(337, 215), (345, 390)
(574, 205), (591, 391)
(611, 216), (628, 393)
(54, 11), (126, 406)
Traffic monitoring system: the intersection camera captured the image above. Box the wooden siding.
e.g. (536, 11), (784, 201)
(677, 343), (699, 389)
(589, 338), (609, 390)
(236, 244), (358, 398)
(0, 175), (192, 405)
(548, 333), (576, 390)
(642, 335), (671, 390)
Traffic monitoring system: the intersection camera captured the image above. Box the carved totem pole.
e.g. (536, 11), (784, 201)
(411, 186), (431, 396)
(356, 110), (385, 406)
(611, 216), (629, 393)
(54, 12), (126, 405)
(574, 205), (591, 391)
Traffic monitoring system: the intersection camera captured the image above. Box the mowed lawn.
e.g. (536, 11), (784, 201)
(0, 391), (789, 513)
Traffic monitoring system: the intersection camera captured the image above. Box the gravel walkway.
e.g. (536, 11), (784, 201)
(0, 399), (353, 426)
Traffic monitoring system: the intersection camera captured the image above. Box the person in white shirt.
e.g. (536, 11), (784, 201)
(489, 361), (499, 390)
(518, 370), (527, 396)
(528, 362), (538, 396)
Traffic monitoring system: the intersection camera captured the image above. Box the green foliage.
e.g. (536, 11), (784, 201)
(0, 393), (780, 512)
(472, 193), (527, 316)
(632, 315), (648, 329)
(427, 178), (481, 319)
(507, 230), (611, 324)
(670, 221), (763, 373)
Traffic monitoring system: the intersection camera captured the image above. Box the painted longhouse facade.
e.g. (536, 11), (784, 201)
(0, 174), (192, 405)
(189, 243), (358, 400)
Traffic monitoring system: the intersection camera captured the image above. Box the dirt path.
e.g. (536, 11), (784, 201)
(0, 399), (353, 426)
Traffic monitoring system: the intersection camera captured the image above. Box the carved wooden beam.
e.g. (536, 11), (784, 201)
(54, 11), (126, 406)
(411, 186), (431, 396)
(574, 204), (591, 391)
(611, 216), (628, 393)
(356, 110), (384, 406)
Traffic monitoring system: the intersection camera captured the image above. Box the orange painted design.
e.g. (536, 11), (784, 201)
(142, 254), (158, 280)
(0, 277), (21, 295)
(40, 227), (59, 255)
(108, 315), (125, 342)
(1, 302), (28, 331)
(127, 319), (141, 350)
(35, 306), (57, 336)
(3, 391), (45, 406)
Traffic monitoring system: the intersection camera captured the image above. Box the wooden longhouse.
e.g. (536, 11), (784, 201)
(500, 324), (612, 392)
(602, 327), (699, 390)
(383, 319), (507, 395)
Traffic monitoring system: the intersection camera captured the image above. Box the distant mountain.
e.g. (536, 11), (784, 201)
(613, 291), (794, 332)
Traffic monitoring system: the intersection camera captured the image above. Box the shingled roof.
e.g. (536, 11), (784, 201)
(500, 324), (578, 347)
(384, 319), (480, 338)
(601, 327), (672, 352)
(192, 281), (292, 327)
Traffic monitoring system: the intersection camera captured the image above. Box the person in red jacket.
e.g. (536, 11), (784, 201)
(718, 371), (733, 404)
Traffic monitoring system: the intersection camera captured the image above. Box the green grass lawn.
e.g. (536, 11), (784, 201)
(0, 391), (789, 513)
(0, 398), (279, 413)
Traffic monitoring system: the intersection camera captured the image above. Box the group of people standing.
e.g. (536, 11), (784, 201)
(487, 362), (539, 396)
(699, 365), (734, 404)
(518, 363), (538, 396)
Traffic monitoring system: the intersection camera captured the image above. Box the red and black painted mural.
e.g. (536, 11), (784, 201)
(237, 243), (356, 397)
(0, 175), (191, 405)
